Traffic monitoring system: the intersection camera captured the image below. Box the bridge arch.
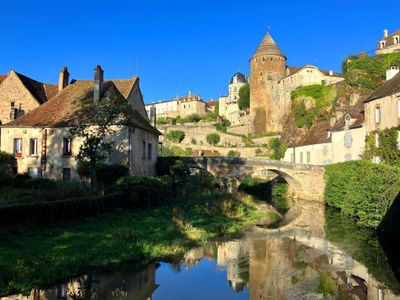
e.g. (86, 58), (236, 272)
(181, 157), (325, 204)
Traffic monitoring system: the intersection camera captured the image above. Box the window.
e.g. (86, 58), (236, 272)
(29, 138), (38, 155)
(375, 106), (381, 123)
(142, 141), (146, 158)
(380, 41), (386, 49)
(148, 143), (152, 160)
(290, 153), (295, 163)
(394, 36), (399, 44)
(62, 168), (71, 181)
(63, 138), (72, 156)
(13, 138), (22, 155)
(375, 133), (380, 147)
(344, 131), (352, 148)
(300, 152), (304, 163)
(306, 151), (311, 163)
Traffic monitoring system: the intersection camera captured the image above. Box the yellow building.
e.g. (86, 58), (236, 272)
(0, 66), (161, 180)
(145, 90), (207, 119)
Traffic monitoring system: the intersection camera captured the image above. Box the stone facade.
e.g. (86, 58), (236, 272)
(249, 33), (343, 134)
(0, 70), (57, 125)
(219, 72), (248, 124)
(376, 29), (400, 55)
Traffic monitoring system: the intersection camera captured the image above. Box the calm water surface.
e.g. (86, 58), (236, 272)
(2, 208), (400, 300)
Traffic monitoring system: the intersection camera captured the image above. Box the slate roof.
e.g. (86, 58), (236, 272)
(3, 80), (161, 135)
(229, 72), (248, 84)
(364, 71), (400, 103)
(252, 33), (285, 58)
(378, 29), (400, 48)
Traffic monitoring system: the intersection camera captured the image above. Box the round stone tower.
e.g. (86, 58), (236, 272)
(249, 33), (287, 134)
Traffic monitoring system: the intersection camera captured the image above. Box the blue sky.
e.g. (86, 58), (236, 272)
(0, 0), (398, 103)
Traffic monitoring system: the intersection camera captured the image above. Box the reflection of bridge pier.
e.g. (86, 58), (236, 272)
(182, 157), (326, 203)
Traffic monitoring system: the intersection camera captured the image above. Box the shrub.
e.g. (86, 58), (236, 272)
(186, 114), (202, 123)
(0, 151), (16, 176)
(227, 150), (240, 157)
(324, 160), (400, 228)
(78, 162), (128, 187)
(206, 133), (220, 145)
(191, 138), (197, 145)
(165, 130), (185, 143)
(214, 119), (231, 133)
(269, 138), (287, 160)
(116, 176), (169, 208)
(238, 176), (269, 201)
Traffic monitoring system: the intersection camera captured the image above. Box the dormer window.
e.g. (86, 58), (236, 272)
(394, 36), (399, 44)
(380, 41), (386, 49)
(345, 114), (351, 127)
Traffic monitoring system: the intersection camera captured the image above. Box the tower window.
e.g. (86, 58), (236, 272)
(262, 57), (265, 62)
(270, 57), (273, 61)
(375, 106), (381, 123)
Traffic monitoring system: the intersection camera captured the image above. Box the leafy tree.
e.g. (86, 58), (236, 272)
(269, 138), (287, 160)
(206, 133), (220, 145)
(165, 130), (185, 143)
(238, 83), (250, 110)
(69, 94), (132, 190)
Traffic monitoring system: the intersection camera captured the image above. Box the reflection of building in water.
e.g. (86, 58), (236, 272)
(249, 239), (296, 300)
(1, 263), (159, 300)
(216, 240), (250, 292)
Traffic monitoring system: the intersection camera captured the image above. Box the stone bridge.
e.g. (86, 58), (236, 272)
(183, 157), (325, 203)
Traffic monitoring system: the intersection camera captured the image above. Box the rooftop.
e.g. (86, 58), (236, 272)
(364, 71), (400, 103)
(251, 32), (285, 59)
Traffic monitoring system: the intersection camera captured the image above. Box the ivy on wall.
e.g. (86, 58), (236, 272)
(363, 127), (400, 166)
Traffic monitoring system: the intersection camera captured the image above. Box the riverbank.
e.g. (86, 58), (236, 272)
(0, 189), (263, 296)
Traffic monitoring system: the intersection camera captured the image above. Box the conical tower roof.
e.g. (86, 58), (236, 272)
(252, 33), (285, 58)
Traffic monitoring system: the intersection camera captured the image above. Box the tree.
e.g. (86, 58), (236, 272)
(206, 133), (220, 145)
(69, 94), (133, 190)
(238, 83), (250, 110)
(269, 138), (288, 160)
(227, 150), (240, 157)
(165, 130), (185, 143)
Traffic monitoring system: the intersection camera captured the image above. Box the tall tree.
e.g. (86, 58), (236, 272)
(69, 94), (133, 190)
(238, 83), (250, 110)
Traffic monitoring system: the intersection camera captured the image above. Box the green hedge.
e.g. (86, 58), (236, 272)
(0, 193), (129, 227)
(324, 160), (400, 228)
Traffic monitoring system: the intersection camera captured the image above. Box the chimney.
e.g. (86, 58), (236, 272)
(149, 105), (157, 128)
(189, 90), (192, 97)
(93, 65), (104, 102)
(329, 70), (333, 76)
(386, 66), (400, 81)
(384, 29), (389, 38)
(58, 66), (69, 91)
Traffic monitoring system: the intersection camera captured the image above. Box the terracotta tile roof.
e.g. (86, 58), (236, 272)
(330, 99), (364, 132)
(112, 76), (138, 98)
(3, 80), (161, 135)
(14, 72), (57, 103)
(364, 71), (400, 103)
(294, 121), (331, 147)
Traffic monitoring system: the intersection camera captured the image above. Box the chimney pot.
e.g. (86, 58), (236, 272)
(58, 66), (69, 91)
(386, 66), (400, 81)
(149, 105), (157, 128)
(384, 29), (389, 38)
(94, 65), (104, 102)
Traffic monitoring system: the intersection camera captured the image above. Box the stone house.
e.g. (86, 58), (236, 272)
(145, 91), (207, 119)
(0, 66), (160, 180)
(219, 72), (248, 124)
(376, 29), (400, 55)
(364, 67), (400, 134)
(0, 70), (58, 125)
(283, 100), (365, 165)
(249, 33), (343, 134)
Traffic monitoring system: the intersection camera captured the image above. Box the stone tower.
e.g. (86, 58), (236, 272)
(249, 33), (286, 134)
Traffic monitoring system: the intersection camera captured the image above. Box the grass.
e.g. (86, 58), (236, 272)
(0, 191), (263, 296)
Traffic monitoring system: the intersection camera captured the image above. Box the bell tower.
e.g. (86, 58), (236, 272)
(249, 33), (286, 134)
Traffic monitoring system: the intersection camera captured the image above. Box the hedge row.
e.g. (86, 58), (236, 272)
(0, 193), (131, 227)
(324, 160), (400, 228)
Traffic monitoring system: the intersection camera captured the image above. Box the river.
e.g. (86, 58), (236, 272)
(1, 207), (399, 300)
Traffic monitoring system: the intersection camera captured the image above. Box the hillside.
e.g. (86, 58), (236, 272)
(282, 52), (400, 146)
